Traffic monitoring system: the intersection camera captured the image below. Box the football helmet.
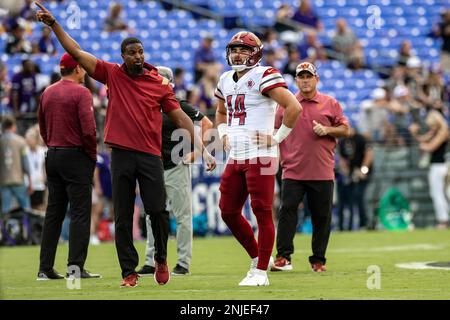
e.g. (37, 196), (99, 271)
(226, 31), (263, 72)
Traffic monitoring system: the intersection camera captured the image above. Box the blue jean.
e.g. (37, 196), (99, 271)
(1, 185), (31, 214)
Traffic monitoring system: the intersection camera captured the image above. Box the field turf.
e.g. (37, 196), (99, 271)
(1, 229), (449, 300)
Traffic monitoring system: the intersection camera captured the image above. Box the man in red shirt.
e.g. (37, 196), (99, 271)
(37, 53), (99, 280)
(271, 62), (350, 272)
(36, 2), (215, 288)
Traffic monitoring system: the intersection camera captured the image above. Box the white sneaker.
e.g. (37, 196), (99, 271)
(250, 256), (275, 271)
(238, 269), (269, 286)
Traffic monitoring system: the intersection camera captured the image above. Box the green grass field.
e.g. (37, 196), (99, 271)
(1, 229), (449, 300)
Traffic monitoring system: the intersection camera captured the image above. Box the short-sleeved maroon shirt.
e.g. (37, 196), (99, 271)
(91, 60), (180, 156)
(275, 91), (349, 180)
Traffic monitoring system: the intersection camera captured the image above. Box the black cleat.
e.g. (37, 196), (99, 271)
(171, 264), (190, 276)
(137, 265), (155, 276)
(36, 269), (65, 280)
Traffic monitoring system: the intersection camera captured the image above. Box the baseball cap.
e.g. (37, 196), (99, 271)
(370, 88), (386, 100)
(406, 56), (421, 69)
(296, 62), (317, 76)
(59, 53), (79, 69)
(156, 66), (174, 84)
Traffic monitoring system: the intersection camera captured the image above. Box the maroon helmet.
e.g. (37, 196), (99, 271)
(226, 31), (263, 71)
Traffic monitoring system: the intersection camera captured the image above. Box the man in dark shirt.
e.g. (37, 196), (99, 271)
(194, 35), (220, 83)
(336, 126), (373, 231)
(434, 9), (450, 74)
(10, 59), (38, 116)
(37, 52), (99, 281)
(4, 23), (33, 55)
(35, 1), (216, 288)
(137, 66), (213, 277)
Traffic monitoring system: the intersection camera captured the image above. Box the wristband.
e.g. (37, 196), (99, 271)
(217, 123), (227, 139)
(273, 124), (293, 144)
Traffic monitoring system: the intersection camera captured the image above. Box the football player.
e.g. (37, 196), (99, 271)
(214, 31), (302, 286)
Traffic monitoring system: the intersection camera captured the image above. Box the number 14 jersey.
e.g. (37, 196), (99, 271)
(215, 66), (287, 160)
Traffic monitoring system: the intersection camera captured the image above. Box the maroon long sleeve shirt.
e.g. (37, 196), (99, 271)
(38, 79), (97, 161)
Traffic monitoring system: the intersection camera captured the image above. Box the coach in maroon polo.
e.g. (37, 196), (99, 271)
(37, 52), (100, 280)
(35, 1), (216, 287)
(271, 62), (350, 273)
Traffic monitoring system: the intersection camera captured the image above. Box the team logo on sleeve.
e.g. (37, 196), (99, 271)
(247, 79), (255, 89)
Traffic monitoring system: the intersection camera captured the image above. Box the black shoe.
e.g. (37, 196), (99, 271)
(137, 265), (155, 276)
(66, 268), (102, 279)
(36, 269), (64, 280)
(171, 264), (190, 275)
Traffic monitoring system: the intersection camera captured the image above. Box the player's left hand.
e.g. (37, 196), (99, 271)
(253, 131), (277, 148)
(202, 149), (217, 172)
(312, 120), (329, 136)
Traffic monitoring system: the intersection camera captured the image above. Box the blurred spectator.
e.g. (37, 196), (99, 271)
(262, 28), (286, 62)
(263, 48), (282, 70)
(283, 47), (301, 79)
(404, 56), (427, 104)
(0, 116), (31, 214)
(336, 126), (373, 231)
(386, 85), (420, 146)
(104, 3), (129, 32)
(385, 65), (407, 93)
(35, 26), (57, 55)
(25, 127), (46, 212)
(5, 22), (32, 54)
(196, 67), (217, 119)
(0, 62), (11, 113)
(433, 9), (450, 74)
(410, 109), (449, 229)
(397, 40), (413, 67)
(273, 3), (303, 44)
(9, 59), (38, 116)
(19, 0), (35, 21)
(422, 67), (447, 110)
(332, 19), (365, 69)
(297, 30), (327, 63)
(173, 67), (188, 101)
(358, 88), (390, 143)
(273, 4), (295, 34)
(193, 34), (221, 83)
(91, 145), (114, 245)
(292, 0), (323, 31)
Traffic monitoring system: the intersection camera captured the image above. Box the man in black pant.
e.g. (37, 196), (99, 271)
(36, 1), (216, 287)
(270, 62), (350, 272)
(37, 52), (100, 280)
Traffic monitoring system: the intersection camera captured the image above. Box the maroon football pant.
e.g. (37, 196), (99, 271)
(219, 157), (277, 270)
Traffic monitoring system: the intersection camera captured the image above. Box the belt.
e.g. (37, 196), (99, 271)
(48, 146), (83, 151)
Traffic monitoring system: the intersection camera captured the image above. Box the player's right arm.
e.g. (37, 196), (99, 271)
(215, 99), (230, 152)
(35, 1), (97, 75)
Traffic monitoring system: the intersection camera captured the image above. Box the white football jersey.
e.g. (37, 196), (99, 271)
(215, 66), (287, 160)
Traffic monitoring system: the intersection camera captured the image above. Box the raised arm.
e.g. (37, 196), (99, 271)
(35, 1), (97, 75)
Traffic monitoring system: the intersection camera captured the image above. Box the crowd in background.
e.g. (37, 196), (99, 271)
(1, 0), (450, 242)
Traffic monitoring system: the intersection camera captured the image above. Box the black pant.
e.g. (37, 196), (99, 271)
(337, 179), (368, 231)
(111, 148), (167, 278)
(39, 148), (95, 272)
(276, 179), (334, 265)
